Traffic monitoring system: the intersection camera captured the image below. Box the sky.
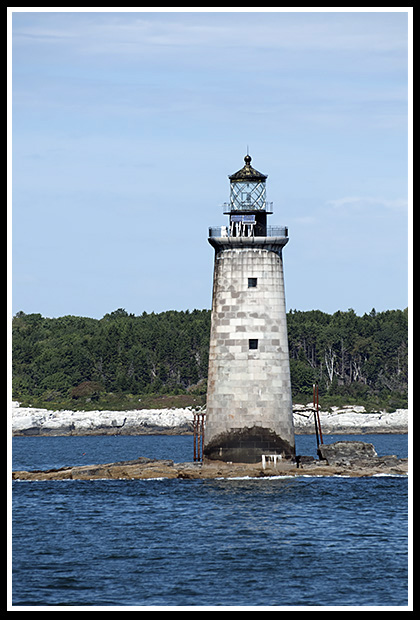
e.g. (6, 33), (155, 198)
(9, 8), (412, 319)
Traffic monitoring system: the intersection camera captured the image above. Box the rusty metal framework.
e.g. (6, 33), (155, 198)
(193, 411), (206, 462)
(313, 383), (323, 449)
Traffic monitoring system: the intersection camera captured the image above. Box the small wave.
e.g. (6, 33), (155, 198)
(212, 473), (408, 481)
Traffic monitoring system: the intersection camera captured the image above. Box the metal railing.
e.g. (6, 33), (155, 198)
(208, 225), (288, 238)
(221, 201), (274, 212)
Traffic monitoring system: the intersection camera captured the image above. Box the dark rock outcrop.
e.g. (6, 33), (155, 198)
(318, 440), (377, 465)
(12, 448), (408, 481)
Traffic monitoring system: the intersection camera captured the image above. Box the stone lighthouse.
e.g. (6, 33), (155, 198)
(204, 154), (295, 463)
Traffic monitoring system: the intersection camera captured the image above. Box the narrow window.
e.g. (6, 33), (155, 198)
(248, 277), (257, 288)
(249, 339), (258, 350)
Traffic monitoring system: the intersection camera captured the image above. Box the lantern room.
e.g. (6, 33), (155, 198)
(228, 154), (268, 211)
(224, 154), (273, 237)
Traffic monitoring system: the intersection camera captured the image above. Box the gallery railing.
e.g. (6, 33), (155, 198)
(208, 225), (288, 238)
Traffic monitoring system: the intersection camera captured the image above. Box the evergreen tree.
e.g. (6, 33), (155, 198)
(12, 307), (407, 407)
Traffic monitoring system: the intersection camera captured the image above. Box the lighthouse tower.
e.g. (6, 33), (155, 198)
(204, 154), (295, 463)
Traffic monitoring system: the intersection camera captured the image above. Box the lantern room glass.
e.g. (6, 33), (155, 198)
(230, 180), (266, 211)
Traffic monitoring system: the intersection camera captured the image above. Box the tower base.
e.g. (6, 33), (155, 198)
(203, 425), (295, 463)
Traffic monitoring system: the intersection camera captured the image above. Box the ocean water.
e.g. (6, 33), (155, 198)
(11, 434), (409, 608)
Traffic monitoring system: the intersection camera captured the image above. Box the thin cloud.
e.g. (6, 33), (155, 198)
(12, 12), (408, 56)
(327, 196), (408, 211)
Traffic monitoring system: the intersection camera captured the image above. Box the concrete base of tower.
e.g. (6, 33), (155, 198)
(203, 425), (295, 463)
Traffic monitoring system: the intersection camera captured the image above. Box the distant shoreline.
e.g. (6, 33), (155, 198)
(11, 402), (408, 437)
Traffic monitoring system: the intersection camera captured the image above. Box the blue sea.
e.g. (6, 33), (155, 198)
(11, 434), (410, 609)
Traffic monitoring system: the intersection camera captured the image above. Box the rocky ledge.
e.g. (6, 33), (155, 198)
(12, 441), (408, 481)
(11, 402), (408, 437)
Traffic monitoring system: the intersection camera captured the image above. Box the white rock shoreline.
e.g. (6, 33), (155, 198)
(11, 401), (408, 437)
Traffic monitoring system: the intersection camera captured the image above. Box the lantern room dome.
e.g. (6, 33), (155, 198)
(228, 155), (267, 182)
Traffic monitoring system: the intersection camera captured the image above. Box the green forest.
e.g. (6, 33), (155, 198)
(12, 307), (408, 412)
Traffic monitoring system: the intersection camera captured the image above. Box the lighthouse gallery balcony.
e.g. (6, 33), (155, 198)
(209, 225), (288, 238)
(208, 225), (289, 253)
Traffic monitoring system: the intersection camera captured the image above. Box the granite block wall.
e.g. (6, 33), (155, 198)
(204, 247), (295, 462)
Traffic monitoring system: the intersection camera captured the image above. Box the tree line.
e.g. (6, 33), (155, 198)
(12, 307), (408, 409)
(287, 308), (408, 408)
